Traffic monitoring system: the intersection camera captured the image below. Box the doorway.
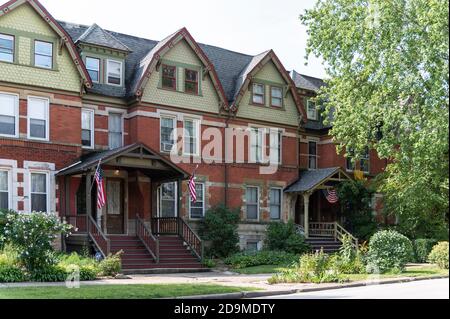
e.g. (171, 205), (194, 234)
(106, 178), (125, 234)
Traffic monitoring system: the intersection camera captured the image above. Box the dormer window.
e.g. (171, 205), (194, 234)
(185, 69), (198, 94)
(271, 86), (283, 107)
(307, 100), (318, 120)
(86, 57), (100, 83)
(106, 60), (122, 86)
(252, 83), (265, 105)
(0, 34), (14, 63)
(34, 40), (53, 69)
(162, 65), (176, 90)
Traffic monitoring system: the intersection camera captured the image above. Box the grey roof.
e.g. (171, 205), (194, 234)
(233, 51), (270, 101)
(285, 167), (340, 193)
(291, 70), (325, 92)
(76, 23), (131, 52)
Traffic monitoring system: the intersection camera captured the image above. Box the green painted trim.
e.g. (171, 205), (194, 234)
(79, 44), (128, 58)
(252, 78), (287, 87)
(0, 30), (18, 64)
(80, 50), (125, 87)
(158, 59), (203, 97)
(247, 80), (287, 111)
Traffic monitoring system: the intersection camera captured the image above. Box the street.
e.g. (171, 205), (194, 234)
(258, 279), (449, 299)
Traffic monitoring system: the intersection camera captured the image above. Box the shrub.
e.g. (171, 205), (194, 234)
(366, 230), (414, 273)
(413, 239), (438, 263)
(428, 242), (449, 269)
(330, 235), (366, 274)
(199, 205), (240, 258)
(265, 221), (310, 254)
(57, 252), (100, 281)
(29, 265), (68, 282)
(99, 251), (123, 277)
(224, 251), (299, 269)
(0, 263), (27, 283)
(202, 259), (216, 269)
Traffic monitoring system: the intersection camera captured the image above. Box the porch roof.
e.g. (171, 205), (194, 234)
(56, 143), (190, 180)
(285, 167), (351, 193)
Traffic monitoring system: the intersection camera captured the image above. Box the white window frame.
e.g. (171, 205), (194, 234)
(0, 92), (19, 138)
(250, 127), (264, 164)
(85, 57), (100, 83)
(269, 187), (283, 221)
(106, 59), (123, 86)
(28, 170), (50, 213)
(189, 182), (205, 220)
(0, 33), (14, 63)
(270, 86), (283, 108)
(157, 182), (178, 218)
(160, 115), (177, 153)
(34, 40), (53, 69)
(183, 118), (200, 157)
(308, 140), (318, 170)
(269, 130), (282, 165)
(245, 186), (260, 221)
(108, 112), (124, 150)
(81, 109), (95, 149)
(27, 96), (50, 141)
(252, 83), (265, 105)
(307, 100), (318, 121)
(0, 169), (12, 211)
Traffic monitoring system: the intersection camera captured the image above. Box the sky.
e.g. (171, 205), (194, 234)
(39, 0), (326, 79)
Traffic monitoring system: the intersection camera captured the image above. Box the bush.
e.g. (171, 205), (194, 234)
(413, 239), (438, 263)
(265, 221), (310, 254)
(202, 259), (216, 269)
(428, 242), (449, 269)
(366, 230), (414, 273)
(224, 251), (299, 269)
(29, 265), (68, 282)
(99, 251), (123, 277)
(330, 235), (366, 274)
(199, 205), (240, 258)
(58, 252), (100, 281)
(0, 263), (27, 283)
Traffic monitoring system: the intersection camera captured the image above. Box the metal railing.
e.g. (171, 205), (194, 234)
(87, 215), (110, 258)
(136, 215), (159, 263)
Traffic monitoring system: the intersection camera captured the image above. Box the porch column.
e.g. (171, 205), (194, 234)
(86, 172), (92, 228)
(177, 178), (182, 219)
(303, 193), (311, 238)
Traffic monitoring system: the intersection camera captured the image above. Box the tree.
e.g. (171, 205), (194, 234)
(301, 0), (449, 238)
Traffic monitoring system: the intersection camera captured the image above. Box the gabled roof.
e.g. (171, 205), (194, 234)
(76, 23), (131, 52)
(0, 0), (93, 88)
(285, 167), (351, 193)
(291, 70), (325, 92)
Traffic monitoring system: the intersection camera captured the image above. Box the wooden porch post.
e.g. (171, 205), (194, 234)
(86, 172), (92, 230)
(304, 192), (311, 238)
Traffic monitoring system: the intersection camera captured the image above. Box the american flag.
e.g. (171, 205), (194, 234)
(94, 161), (106, 209)
(324, 188), (339, 204)
(188, 165), (199, 203)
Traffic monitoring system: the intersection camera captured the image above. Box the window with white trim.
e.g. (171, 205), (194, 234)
(252, 83), (265, 105)
(0, 93), (19, 137)
(269, 131), (282, 165)
(0, 33), (14, 63)
(81, 109), (94, 149)
(86, 57), (100, 83)
(108, 113), (123, 150)
(360, 147), (370, 173)
(28, 96), (49, 141)
(0, 170), (10, 210)
(271, 86), (283, 107)
(159, 182), (177, 218)
(250, 128), (264, 163)
(308, 141), (318, 170)
(30, 172), (48, 212)
(190, 183), (205, 219)
(246, 186), (259, 220)
(307, 100), (318, 120)
(270, 188), (282, 220)
(183, 118), (200, 156)
(106, 60), (122, 86)
(160, 116), (176, 153)
(34, 40), (53, 69)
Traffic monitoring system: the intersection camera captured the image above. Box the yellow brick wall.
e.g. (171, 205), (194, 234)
(0, 3), (81, 92)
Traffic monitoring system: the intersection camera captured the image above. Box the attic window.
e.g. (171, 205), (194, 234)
(107, 60), (122, 86)
(162, 65), (176, 90)
(252, 83), (265, 105)
(271, 86), (283, 107)
(185, 69), (198, 94)
(307, 100), (318, 120)
(0, 34), (14, 63)
(86, 57), (100, 83)
(34, 40), (53, 69)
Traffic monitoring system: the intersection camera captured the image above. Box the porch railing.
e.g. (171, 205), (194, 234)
(136, 215), (159, 263)
(309, 222), (359, 250)
(87, 215), (110, 258)
(151, 217), (179, 235)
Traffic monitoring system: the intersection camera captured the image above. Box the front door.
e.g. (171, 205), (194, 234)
(106, 179), (125, 234)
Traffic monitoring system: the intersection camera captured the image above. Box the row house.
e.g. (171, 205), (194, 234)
(0, 0), (385, 271)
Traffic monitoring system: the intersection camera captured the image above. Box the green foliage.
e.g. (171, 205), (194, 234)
(330, 235), (366, 274)
(428, 242), (449, 269)
(300, 0), (449, 240)
(201, 259), (216, 269)
(0, 245), (27, 283)
(367, 230), (414, 273)
(29, 265), (68, 283)
(224, 251), (299, 269)
(337, 181), (378, 241)
(199, 205), (240, 258)
(98, 251), (123, 277)
(57, 252), (100, 281)
(265, 221), (310, 254)
(413, 239), (438, 263)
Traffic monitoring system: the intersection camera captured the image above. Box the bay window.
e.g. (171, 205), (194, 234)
(0, 93), (19, 137)
(28, 96), (49, 141)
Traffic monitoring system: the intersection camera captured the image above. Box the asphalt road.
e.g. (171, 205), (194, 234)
(259, 279), (449, 299)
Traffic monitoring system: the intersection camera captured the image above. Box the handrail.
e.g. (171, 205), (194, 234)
(335, 222), (359, 250)
(178, 218), (203, 262)
(136, 215), (159, 263)
(87, 215), (110, 258)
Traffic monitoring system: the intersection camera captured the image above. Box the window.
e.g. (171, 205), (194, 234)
(185, 69), (199, 94)
(27, 96), (49, 141)
(271, 86), (283, 107)
(160, 116), (176, 153)
(190, 183), (205, 219)
(308, 141), (318, 170)
(30, 172), (48, 212)
(81, 109), (94, 149)
(246, 186), (259, 220)
(106, 60), (122, 85)
(86, 57), (100, 83)
(159, 182), (177, 217)
(0, 93), (19, 137)
(0, 34), (14, 63)
(307, 100), (318, 120)
(269, 131), (282, 165)
(183, 118), (199, 156)
(246, 241), (259, 252)
(162, 65), (176, 90)
(270, 188), (282, 220)
(108, 113), (123, 149)
(346, 148), (355, 171)
(360, 147), (370, 173)
(250, 128), (263, 163)
(34, 41), (53, 69)
(0, 170), (10, 210)
(252, 83), (265, 105)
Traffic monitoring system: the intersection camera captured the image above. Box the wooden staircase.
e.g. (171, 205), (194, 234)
(306, 237), (342, 254)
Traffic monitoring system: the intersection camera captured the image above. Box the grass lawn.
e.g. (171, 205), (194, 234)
(232, 265), (289, 274)
(0, 284), (258, 299)
(345, 266), (449, 282)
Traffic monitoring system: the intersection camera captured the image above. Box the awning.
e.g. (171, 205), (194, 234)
(285, 167), (351, 193)
(57, 143), (190, 181)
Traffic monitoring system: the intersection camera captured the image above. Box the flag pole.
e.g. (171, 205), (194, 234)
(90, 159), (102, 192)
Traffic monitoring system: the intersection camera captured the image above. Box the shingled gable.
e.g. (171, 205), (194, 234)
(131, 27), (229, 108)
(0, 0), (93, 88)
(231, 50), (307, 121)
(76, 23), (131, 53)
